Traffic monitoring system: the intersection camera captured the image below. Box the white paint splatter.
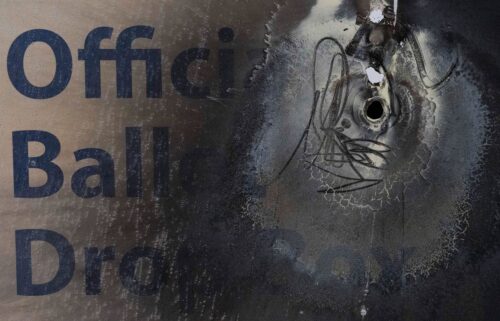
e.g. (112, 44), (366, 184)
(369, 9), (384, 23)
(366, 67), (385, 84)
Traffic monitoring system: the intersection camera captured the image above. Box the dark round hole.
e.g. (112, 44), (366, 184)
(218, 27), (235, 43)
(366, 100), (384, 120)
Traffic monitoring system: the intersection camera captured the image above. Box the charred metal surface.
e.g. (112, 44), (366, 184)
(0, 1), (499, 321)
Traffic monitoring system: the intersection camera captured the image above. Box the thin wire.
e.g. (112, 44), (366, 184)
(406, 29), (459, 90)
(394, 0), (398, 25)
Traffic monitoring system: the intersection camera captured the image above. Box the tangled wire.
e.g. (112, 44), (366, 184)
(275, 24), (458, 194)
